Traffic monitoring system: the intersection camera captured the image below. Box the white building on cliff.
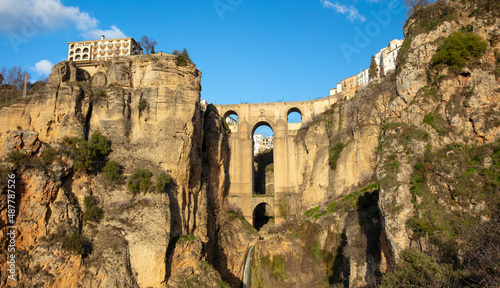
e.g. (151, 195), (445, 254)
(374, 39), (404, 77)
(67, 36), (142, 62)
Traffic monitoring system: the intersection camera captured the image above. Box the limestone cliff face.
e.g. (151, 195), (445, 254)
(379, 1), (500, 264)
(0, 55), (231, 287)
(285, 2), (499, 286)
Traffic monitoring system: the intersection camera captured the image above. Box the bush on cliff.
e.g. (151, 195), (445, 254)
(83, 195), (104, 224)
(128, 169), (153, 196)
(155, 172), (172, 193)
(103, 160), (124, 185)
(380, 248), (466, 287)
(62, 131), (111, 173)
(431, 31), (488, 73)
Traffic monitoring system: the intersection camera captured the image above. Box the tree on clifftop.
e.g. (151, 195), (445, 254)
(140, 36), (157, 54)
(175, 48), (192, 66)
(369, 55), (378, 79)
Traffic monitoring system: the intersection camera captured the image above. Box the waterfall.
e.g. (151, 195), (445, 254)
(242, 245), (255, 288)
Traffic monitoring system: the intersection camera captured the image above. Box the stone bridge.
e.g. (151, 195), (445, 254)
(215, 94), (340, 227)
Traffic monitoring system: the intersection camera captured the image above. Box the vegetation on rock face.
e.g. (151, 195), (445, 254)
(138, 98), (148, 112)
(127, 168), (174, 196)
(380, 248), (466, 287)
(405, 0), (458, 36)
(127, 169), (153, 196)
(329, 142), (345, 170)
(6, 144), (62, 171)
(155, 172), (173, 193)
(62, 131), (111, 173)
(83, 195), (104, 224)
(103, 160), (124, 185)
(431, 31), (488, 73)
(49, 226), (91, 257)
(422, 112), (447, 135)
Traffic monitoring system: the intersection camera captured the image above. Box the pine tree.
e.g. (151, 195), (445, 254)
(369, 55), (378, 79)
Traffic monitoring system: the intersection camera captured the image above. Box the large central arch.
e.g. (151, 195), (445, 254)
(252, 122), (274, 196)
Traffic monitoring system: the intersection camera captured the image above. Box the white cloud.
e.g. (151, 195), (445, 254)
(0, 0), (126, 40)
(34, 59), (54, 76)
(82, 26), (126, 40)
(320, 0), (366, 22)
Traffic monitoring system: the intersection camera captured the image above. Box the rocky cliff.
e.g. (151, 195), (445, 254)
(0, 54), (245, 287)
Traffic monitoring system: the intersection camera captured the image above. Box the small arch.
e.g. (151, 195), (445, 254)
(70, 44), (75, 49)
(75, 48), (81, 53)
(82, 54), (89, 60)
(253, 202), (274, 231)
(83, 48), (89, 53)
(69, 57), (73, 61)
(223, 110), (238, 125)
(287, 108), (302, 123)
(75, 55), (81, 60)
(70, 51), (74, 56)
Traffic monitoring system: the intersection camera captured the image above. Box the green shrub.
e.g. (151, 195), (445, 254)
(61, 232), (90, 256)
(88, 131), (111, 159)
(431, 31), (488, 73)
(155, 172), (172, 193)
(7, 150), (29, 168)
(329, 142), (345, 170)
(103, 161), (124, 185)
(176, 48), (192, 66)
(423, 112), (447, 135)
(83, 196), (103, 223)
(138, 99), (148, 112)
(6, 150), (43, 169)
(128, 169), (153, 196)
(63, 132), (111, 173)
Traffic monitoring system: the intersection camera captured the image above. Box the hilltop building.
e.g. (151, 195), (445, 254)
(374, 39), (404, 77)
(67, 36), (142, 63)
(341, 75), (358, 99)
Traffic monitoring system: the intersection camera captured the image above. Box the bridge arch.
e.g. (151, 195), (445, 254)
(287, 107), (302, 123)
(253, 202), (274, 230)
(223, 110), (239, 125)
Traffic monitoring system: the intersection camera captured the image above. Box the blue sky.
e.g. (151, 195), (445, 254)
(0, 0), (407, 107)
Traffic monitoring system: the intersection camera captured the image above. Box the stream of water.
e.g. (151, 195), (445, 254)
(242, 245), (255, 288)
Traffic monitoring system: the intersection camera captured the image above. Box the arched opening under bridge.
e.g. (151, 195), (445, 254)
(253, 202), (274, 231)
(252, 122), (274, 196)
